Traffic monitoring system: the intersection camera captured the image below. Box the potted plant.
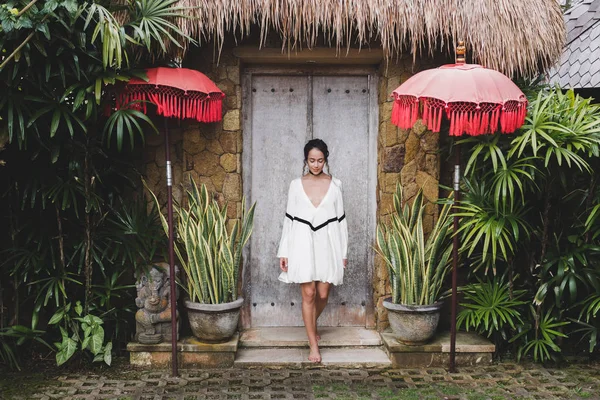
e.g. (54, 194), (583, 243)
(148, 178), (255, 342)
(375, 183), (453, 345)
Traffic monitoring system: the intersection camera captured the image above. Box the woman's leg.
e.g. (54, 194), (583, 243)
(315, 282), (331, 319)
(300, 282), (320, 362)
(315, 282), (331, 340)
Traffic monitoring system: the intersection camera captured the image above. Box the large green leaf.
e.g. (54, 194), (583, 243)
(89, 326), (104, 355)
(56, 336), (77, 366)
(103, 342), (112, 366)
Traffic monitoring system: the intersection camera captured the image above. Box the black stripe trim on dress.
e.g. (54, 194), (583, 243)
(285, 213), (346, 232)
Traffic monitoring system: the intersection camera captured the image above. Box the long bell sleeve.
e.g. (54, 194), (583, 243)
(336, 181), (348, 260)
(277, 181), (294, 258)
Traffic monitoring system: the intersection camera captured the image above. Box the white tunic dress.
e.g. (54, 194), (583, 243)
(277, 177), (348, 285)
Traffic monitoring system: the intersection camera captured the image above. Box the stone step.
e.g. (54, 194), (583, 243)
(381, 331), (496, 368)
(239, 327), (382, 348)
(234, 347), (392, 368)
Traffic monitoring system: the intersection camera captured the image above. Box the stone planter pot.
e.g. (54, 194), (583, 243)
(184, 297), (244, 342)
(383, 298), (443, 345)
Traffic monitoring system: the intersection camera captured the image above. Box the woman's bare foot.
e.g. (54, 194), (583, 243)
(308, 345), (321, 363)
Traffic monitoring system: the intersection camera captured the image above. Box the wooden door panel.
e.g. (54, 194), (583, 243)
(249, 75), (310, 326)
(312, 76), (370, 326)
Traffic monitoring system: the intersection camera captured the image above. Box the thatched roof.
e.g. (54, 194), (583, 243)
(176, 0), (565, 78)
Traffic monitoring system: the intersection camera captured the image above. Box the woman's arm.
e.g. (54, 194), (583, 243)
(335, 180), (348, 266)
(277, 181), (295, 267)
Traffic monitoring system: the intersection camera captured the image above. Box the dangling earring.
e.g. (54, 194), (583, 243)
(302, 161), (308, 176)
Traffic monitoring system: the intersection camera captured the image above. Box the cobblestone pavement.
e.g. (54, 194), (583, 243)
(2, 362), (600, 400)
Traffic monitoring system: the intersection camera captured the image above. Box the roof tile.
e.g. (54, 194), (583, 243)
(571, 47), (583, 61)
(578, 27), (593, 42)
(580, 60), (592, 74)
(590, 24), (600, 39)
(580, 72), (593, 87)
(570, 5), (589, 19)
(568, 26), (585, 42)
(589, 61), (600, 78)
(579, 47), (592, 60)
(575, 12), (595, 27)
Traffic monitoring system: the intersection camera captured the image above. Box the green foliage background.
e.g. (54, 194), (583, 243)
(0, 0), (188, 369)
(455, 88), (600, 361)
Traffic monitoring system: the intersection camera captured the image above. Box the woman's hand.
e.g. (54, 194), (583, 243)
(280, 257), (288, 272)
(343, 259), (348, 268)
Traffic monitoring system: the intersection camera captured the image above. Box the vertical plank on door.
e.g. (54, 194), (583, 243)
(312, 76), (370, 326)
(248, 76), (310, 326)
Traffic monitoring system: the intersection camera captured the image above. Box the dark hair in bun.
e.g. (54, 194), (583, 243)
(303, 139), (329, 162)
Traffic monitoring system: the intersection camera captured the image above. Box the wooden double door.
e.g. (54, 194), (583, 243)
(242, 71), (377, 328)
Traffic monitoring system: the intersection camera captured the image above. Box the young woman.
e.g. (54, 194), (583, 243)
(277, 139), (348, 363)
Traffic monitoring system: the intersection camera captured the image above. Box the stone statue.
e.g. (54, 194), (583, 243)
(135, 262), (179, 344)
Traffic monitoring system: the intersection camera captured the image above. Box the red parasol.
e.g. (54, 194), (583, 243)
(392, 64), (527, 136)
(119, 67), (225, 122)
(119, 67), (224, 377)
(390, 42), (527, 372)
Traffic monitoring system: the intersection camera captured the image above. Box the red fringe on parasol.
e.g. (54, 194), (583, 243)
(117, 85), (224, 123)
(392, 95), (527, 136)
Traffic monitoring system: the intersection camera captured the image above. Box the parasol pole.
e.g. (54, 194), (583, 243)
(164, 118), (178, 377)
(449, 146), (460, 373)
(449, 40), (466, 373)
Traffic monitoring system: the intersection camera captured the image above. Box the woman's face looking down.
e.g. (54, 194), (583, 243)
(307, 148), (326, 175)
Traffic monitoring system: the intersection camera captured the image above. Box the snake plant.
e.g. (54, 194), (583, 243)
(375, 184), (453, 305)
(147, 178), (255, 304)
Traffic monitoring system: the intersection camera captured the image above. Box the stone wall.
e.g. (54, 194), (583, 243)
(374, 57), (441, 330)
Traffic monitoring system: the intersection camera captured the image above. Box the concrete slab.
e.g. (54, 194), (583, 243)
(239, 327), (382, 347)
(127, 335), (239, 353)
(381, 331), (495, 353)
(385, 351), (493, 367)
(234, 347), (392, 368)
(381, 331), (495, 368)
(127, 334), (239, 368)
